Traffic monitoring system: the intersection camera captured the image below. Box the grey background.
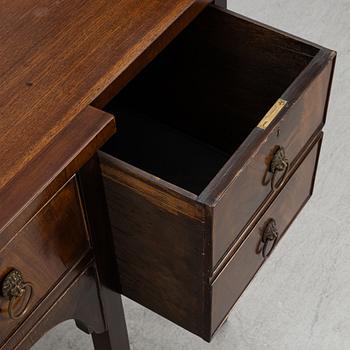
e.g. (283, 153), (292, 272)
(32, 0), (350, 349)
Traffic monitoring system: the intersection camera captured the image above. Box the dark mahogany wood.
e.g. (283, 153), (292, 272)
(0, 0), (336, 347)
(100, 151), (207, 337)
(0, 179), (89, 342)
(207, 52), (335, 266)
(214, 0), (227, 8)
(78, 155), (130, 350)
(101, 6), (321, 163)
(0, 0), (210, 201)
(0, 260), (126, 350)
(0, 106), (115, 249)
(211, 133), (323, 335)
(0, 162), (130, 350)
(97, 5), (336, 342)
(1, 257), (96, 349)
(0, 80), (127, 349)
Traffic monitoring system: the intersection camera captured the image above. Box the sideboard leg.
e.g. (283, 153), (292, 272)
(79, 155), (130, 350)
(93, 332), (115, 350)
(92, 288), (130, 350)
(92, 326), (129, 350)
(214, 0), (227, 8)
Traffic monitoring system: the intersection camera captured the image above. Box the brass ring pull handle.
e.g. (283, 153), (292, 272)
(261, 219), (279, 258)
(270, 146), (289, 190)
(1, 269), (33, 320)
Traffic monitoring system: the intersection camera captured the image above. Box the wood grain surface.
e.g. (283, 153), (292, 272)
(0, 106), (115, 238)
(97, 5), (335, 341)
(211, 134), (323, 335)
(0, 179), (89, 343)
(0, 260), (103, 350)
(209, 57), (334, 267)
(0, 0), (210, 200)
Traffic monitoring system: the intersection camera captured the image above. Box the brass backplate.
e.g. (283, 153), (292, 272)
(257, 99), (287, 130)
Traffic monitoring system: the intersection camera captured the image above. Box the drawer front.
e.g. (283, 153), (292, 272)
(211, 134), (322, 334)
(0, 178), (89, 342)
(212, 60), (333, 267)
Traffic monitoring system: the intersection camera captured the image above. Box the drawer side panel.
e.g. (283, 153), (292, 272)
(102, 168), (208, 338)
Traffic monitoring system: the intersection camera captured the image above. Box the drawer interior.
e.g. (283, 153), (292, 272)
(101, 6), (319, 195)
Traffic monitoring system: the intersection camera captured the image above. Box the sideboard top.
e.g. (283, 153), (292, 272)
(0, 0), (209, 197)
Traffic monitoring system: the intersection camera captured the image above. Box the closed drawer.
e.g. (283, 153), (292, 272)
(97, 5), (335, 341)
(211, 134), (322, 335)
(0, 178), (89, 343)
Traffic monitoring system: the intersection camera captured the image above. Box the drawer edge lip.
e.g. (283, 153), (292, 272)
(211, 5), (336, 54)
(92, 0), (212, 109)
(99, 151), (206, 222)
(0, 176), (79, 254)
(210, 132), (323, 282)
(0, 106), (115, 242)
(197, 49), (335, 207)
(98, 150), (198, 201)
(99, 151), (198, 200)
(281, 49), (336, 106)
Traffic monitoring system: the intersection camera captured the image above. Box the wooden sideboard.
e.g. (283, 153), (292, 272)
(0, 104), (130, 349)
(0, 0), (335, 348)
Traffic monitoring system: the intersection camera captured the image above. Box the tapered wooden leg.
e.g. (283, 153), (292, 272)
(214, 0), (227, 8)
(78, 155), (130, 350)
(91, 288), (129, 350)
(93, 328), (129, 350)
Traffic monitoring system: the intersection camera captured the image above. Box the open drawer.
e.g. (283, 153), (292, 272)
(96, 5), (335, 341)
(210, 133), (323, 336)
